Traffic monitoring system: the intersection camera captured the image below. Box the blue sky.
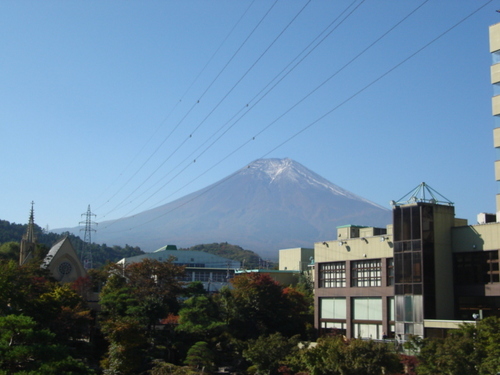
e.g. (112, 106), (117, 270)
(1, 0), (500, 238)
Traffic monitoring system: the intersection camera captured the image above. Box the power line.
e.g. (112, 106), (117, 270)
(97, 0), (280, 221)
(98, 0), (310, 221)
(102, 0), (358, 218)
(93, 0), (257, 215)
(98, 0), (490, 233)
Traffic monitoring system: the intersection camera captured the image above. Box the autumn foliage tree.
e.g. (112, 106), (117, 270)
(226, 273), (312, 340)
(0, 260), (94, 373)
(99, 258), (186, 374)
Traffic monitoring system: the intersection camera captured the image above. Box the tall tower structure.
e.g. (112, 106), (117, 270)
(80, 205), (97, 270)
(391, 183), (455, 339)
(490, 22), (500, 214)
(20, 201), (36, 265)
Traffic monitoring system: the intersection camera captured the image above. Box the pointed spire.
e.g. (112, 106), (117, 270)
(24, 201), (36, 243)
(20, 201), (37, 265)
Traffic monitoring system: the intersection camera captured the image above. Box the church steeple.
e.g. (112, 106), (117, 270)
(20, 201), (37, 265)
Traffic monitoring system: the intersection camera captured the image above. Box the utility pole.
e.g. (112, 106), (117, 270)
(80, 205), (97, 270)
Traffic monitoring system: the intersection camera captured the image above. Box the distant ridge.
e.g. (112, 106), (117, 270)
(58, 158), (391, 258)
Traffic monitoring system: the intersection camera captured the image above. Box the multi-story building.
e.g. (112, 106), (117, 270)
(312, 183), (500, 341)
(292, 22), (500, 341)
(117, 245), (240, 292)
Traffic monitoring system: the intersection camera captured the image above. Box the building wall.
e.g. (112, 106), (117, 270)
(314, 257), (394, 339)
(490, 22), (500, 53)
(313, 226), (394, 339)
(314, 231), (393, 263)
(279, 247), (314, 272)
(453, 222), (500, 252)
(310, 22), (500, 339)
(433, 204), (455, 319)
(490, 22), (500, 213)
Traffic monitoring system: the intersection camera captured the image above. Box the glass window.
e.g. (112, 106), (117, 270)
(413, 295), (423, 323)
(387, 258), (394, 286)
(353, 323), (382, 340)
(402, 253), (412, 284)
(411, 206), (421, 239)
(388, 297), (395, 321)
(404, 295), (413, 322)
(319, 262), (346, 288)
(180, 270), (194, 282)
(352, 259), (381, 287)
(394, 253), (404, 284)
(412, 252), (422, 283)
(320, 298), (346, 320)
(322, 322), (346, 336)
(396, 296), (404, 321)
(212, 271), (230, 282)
(455, 250), (500, 284)
(353, 297), (382, 320)
(194, 271), (210, 282)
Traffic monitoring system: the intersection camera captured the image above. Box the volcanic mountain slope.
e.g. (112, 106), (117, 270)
(67, 158), (391, 258)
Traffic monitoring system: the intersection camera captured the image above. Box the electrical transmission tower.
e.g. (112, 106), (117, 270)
(80, 205), (97, 270)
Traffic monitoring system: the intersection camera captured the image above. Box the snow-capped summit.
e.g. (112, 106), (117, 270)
(67, 158), (391, 258)
(241, 158), (385, 209)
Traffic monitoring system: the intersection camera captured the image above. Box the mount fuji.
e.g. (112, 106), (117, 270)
(63, 158), (391, 258)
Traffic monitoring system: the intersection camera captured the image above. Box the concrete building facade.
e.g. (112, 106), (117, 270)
(311, 188), (500, 341)
(300, 22), (500, 341)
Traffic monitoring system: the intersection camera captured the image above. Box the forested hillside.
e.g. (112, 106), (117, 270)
(0, 220), (268, 270)
(0, 219), (144, 268)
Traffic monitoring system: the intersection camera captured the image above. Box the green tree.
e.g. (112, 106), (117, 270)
(0, 314), (93, 374)
(476, 316), (500, 374)
(243, 332), (301, 375)
(184, 341), (214, 372)
(182, 281), (207, 298)
(286, 336), (401, 375)
(417, 317), (500, 375)
(417, 333), (477, 375)
(176, 295), (225, 342)
(125, 258), (185, 330)
(149, 361), (200, 375)
(0, 242), (19, 261)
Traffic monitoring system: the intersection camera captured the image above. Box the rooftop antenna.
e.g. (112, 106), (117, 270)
(80, 205), (97, 270)
(390, 182), (454, 207)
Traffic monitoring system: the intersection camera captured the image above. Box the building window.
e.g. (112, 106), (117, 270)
(388, 297), (395, 322)
(352, 297), (383, 339)
(180, 270), (194, 282)
(353, 297), (382, 320)
(455, 250), (499, 284)
(211, 271), (232, 282)
(353, 323), (382, 340)
(387, 258), (394, 286)
(319, 262), (346, 288)
(320, 297), (346, 320)
(352, 259), (381, 287)
(194, 271), (211, 282)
